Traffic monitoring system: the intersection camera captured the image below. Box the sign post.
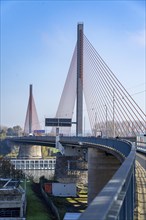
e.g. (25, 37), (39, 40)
(45, 118), (72, 154)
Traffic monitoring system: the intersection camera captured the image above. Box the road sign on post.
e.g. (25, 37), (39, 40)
(45, 118), (72, 127)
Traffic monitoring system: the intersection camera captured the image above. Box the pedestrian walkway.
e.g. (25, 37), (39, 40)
(134, 161), (146, 220)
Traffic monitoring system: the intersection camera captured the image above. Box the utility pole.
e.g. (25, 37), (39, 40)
(105, 105), (108, 137)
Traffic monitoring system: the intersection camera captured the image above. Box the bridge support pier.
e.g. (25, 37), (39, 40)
(18, 144), (42, 159)
(88, 148), (121, 204)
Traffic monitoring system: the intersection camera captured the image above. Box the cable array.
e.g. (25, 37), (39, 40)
(83, 34), (146, 136)
(51, 45), (77, 135)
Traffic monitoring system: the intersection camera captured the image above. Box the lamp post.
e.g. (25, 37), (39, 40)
(24, 174), (26, 191)
(84, 116), (86, 136)
(95, 111), (97, 137)
(105, 105), (108, 137)
(113, 89), (115, 138)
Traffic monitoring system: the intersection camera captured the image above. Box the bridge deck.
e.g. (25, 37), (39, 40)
(134, 161), (146, 220)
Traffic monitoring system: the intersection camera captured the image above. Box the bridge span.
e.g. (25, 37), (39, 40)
(10, 136), (136, 220)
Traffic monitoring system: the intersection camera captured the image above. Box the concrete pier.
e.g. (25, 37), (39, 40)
(18, 144), (42, 159)
(88, 148), (121, 204)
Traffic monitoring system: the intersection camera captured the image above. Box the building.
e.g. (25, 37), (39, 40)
(0, 179), (26, 220)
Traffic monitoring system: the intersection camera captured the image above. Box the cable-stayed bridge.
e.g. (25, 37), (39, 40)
(10, 24), (146, 220)
(24, 24), (145, 137)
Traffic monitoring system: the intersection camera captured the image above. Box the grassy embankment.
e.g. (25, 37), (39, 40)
(25, 181), (55, 220)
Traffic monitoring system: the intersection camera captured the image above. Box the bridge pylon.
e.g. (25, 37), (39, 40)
(24, 84), (41, 135)
(76, 23), (83, 136)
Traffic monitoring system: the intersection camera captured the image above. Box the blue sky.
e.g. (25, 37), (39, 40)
(1, 0), (145, 130)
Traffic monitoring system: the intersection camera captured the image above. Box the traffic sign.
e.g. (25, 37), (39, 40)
(45, 118), (72, 127)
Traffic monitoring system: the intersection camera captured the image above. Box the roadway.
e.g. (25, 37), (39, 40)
(136, 152), (146, 170)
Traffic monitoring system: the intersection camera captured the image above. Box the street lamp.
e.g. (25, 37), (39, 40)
(105, 105), (108, 137)
(95, 111), (97, 137)
(113, 89), (115, 138)
(84, 116), (86, 136)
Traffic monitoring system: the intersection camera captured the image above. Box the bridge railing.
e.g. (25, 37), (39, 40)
(60, 136), (132, 157)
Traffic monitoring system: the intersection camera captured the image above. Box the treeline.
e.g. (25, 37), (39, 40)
(0, 125), (23, 139)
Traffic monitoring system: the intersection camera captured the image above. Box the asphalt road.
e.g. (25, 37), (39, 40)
(136, 152), (146, 170)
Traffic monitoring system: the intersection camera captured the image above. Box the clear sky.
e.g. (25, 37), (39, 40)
(1, 0), (146, 130)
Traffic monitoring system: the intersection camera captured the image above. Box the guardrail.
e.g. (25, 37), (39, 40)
(9, 136), (136, 220)
(60, 136), (132, 157)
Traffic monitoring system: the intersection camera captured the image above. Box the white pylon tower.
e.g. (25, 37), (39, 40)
(24, 84), (41, 134)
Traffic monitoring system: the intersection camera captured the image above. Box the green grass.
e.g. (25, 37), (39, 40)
(25, 181), (54, 220)
(24, 180), (87, 220)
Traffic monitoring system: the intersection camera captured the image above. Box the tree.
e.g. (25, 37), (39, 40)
(0, 129), (7, 139)
(7, 127), (14, 136)
(6, 125), (23, 137)
(0, 157), (25, 179)
(13, 125), (23, 136)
